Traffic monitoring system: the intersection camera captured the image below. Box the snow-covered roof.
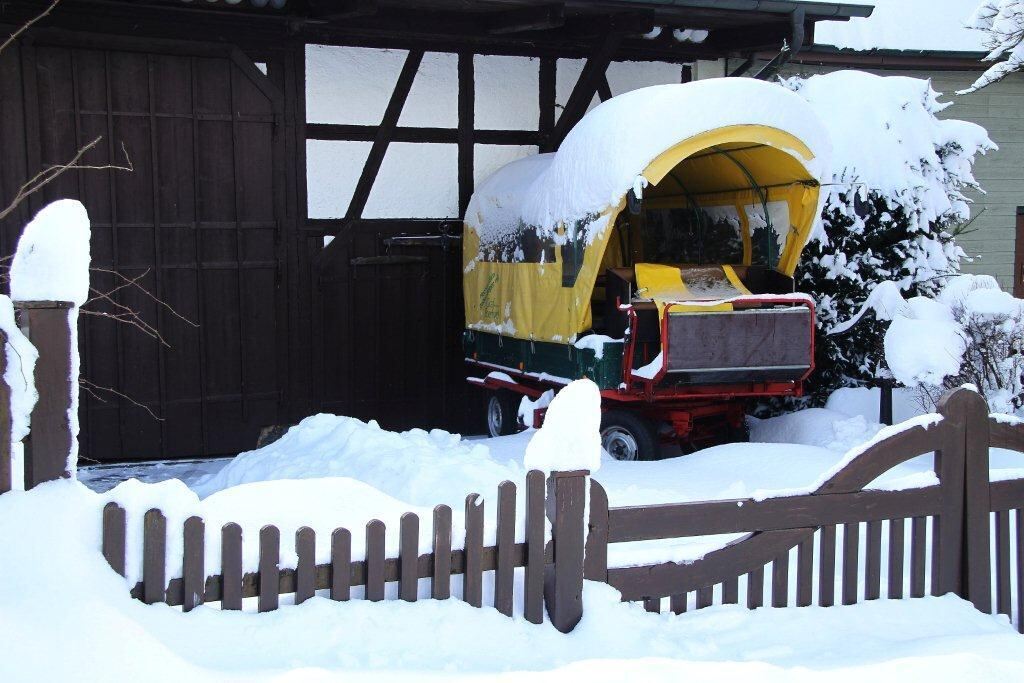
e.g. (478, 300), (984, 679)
(466, 77), (831, 242)
(816, 0), (987, 53)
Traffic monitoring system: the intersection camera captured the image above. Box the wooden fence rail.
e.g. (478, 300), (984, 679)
(102, 387), (1024, 634)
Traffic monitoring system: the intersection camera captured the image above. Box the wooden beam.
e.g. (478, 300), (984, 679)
(544, 27), (623, 152)
(487, 4), (564, 36)
(596, 73), (612, 102)
(345, 49), (423, 222)
(307, 123), (540, 146)
(458, 51), (474, 216)
(539, 56), (556, 138)
(306, 0), (378, 22)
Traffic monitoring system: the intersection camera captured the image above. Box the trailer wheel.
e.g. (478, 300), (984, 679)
(600, 410), (659, 462)
(486, 390), (521, 438)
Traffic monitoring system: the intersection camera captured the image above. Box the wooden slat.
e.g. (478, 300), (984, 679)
(996, 510), (1012, 617)
(772, 553), (789, 608)
(697, 585), (713, 609)
(221, 523), (242, 610)
(888, 518), (905, 599)
(584, 479), (609, 581)
(865, 520), (882, 600)
(331, 527), (351, 601)
(432, 506), (452, 600)
(495, 481), (516, 616)
(796, 536), (813, 607)
(842, 522), (860, 605)
(819, 524), (836, 607)
(723, 576), (739, 605)
(182, 516), (205, 612)
(464, 493), (484, 608)
(1016, 509), (1024, 634)
(295, 526), (315, 605)
(258, 525), (280, 612)
(524, 470), (545, 624)
(400, 513), (419, 602)
(747, 566), (764, 609)
(102, 502), (126, 577)
(0, 330), (9, 494)
(607, 487), (940, 542)
(670, 593), (687, 614)
(910, 516), (927, 598)
(143, 509), (167, 605)
(366, 519), (385, 601)
(644, 597), (660, 613)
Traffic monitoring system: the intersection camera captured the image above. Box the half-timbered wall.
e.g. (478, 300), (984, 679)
(305, 46), (692, 434)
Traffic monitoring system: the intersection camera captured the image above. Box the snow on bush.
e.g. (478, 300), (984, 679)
(10, 199), (90, 477)
(837, 275), (1024, 413)
(962, 1), (1024, 93)
(523, 379), (602, 474)
(777, 71), (995, 407)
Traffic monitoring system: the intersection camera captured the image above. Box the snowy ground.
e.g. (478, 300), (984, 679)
(18, 386), (1020, 681)
(3, 480), (1024, 682)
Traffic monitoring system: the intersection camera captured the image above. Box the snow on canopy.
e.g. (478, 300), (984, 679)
(465, 77), (832, 248)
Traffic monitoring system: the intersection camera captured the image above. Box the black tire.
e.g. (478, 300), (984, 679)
(486, 390), (521, 437)
(600, 409), (660, 461)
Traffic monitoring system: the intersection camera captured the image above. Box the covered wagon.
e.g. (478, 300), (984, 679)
(463, 77), (831, 459)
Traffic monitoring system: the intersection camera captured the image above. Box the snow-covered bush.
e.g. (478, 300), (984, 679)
(836, 275), (1024, 414)
(778, 71), (995, 406)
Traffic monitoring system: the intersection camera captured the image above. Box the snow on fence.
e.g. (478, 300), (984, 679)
(102, 388), (1024, 633)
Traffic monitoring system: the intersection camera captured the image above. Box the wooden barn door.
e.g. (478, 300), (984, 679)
(318, 221), (478, 434)
(21, 36), (286, 461)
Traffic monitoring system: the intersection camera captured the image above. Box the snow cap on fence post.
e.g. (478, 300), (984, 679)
(524, 379), (601, 634)
(10, 200), (90, 486)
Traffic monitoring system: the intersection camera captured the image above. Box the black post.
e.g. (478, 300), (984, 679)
(879, 378), (894, 426)
(15, 301), (74, 488)
(0, 330), (10, 494)
(545, 469), (588, 633)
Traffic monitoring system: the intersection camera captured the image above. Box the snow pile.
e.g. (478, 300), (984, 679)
(518, 389), (554, 428)
(193, 414), (523, 503)
(524, 379), (602, 474)
(784, 71), (994, 243)
(467, 78), (830, 249)
(6, 480), (1024, 682)
(10, 199), (90, 478)
(962, 0), (1024, 93)
(0, 296), (37, 486)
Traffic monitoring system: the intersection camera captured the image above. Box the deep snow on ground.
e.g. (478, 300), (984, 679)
(3, 480), (1024, 683)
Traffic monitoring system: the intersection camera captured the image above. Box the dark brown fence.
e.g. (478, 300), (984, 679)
(585, 388), (1024, 632)
(102, 471), (562, 625)
(102, 387), (1024, 633)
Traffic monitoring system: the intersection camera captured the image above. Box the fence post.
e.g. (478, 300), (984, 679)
(15, 301), (74, 488)
(959, 389), (993, 613)
(0, 330), (11, 494)
(934, 389), (968, 597)
(545, 469), (588, 633)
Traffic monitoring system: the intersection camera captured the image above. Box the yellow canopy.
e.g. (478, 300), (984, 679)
(463, 80), (830, 344)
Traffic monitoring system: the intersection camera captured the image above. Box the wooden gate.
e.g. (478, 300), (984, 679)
(16, 34), (287, 461)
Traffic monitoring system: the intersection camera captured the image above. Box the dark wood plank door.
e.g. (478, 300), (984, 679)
(1016, 206), (1024, 299)
(318, 221), (480, 435)
(23, 38), (286, 461)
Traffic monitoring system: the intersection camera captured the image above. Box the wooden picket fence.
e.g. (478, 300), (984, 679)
(101, 387), (1024, 633)
(102, 471), (554, 623)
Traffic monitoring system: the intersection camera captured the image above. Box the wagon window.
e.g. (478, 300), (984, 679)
(746, 201), (790, 269)
(642, 206), (743, 266)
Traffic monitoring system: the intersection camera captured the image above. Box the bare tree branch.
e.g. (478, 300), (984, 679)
(89, 267), (198, 329)
(0, 137), (133, 223)
(79, 378), (164, 421)
(0, 0), (61, 55)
